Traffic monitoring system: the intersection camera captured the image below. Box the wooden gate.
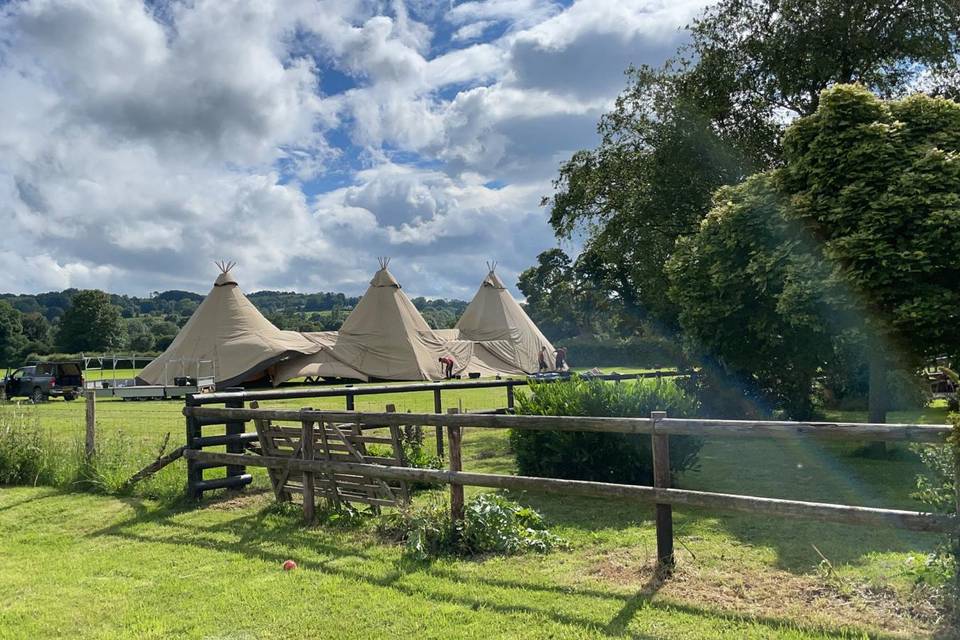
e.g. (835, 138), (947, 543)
(252, 411), (409, 512)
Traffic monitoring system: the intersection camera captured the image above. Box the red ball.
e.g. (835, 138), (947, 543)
(282, 560), (297, 571)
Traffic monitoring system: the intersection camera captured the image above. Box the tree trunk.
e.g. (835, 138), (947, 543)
(866, 340), (888, 457)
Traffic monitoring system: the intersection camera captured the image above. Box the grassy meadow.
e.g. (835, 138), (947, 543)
(0, 374), (954, 638)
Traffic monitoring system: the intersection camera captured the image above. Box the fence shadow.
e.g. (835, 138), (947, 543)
(86, 498), (899, 639)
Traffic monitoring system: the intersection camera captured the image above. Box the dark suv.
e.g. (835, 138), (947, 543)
(3, 361), (85, 403)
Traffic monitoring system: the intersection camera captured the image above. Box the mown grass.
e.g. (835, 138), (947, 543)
(0, 383), (954, 638)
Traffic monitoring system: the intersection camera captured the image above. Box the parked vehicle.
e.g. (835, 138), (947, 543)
(2, 361), (85, 403)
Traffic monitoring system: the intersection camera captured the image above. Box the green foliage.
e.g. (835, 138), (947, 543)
(667, 86), (960, 419)
(544, 0), (960, 334)
(378, 494), (563, 561)
(512, 377), (701, 484)
(517, 249), (618, 340)
(912, 415), (960, 621)
(667, 175), (832, 419)
(0, 301), (27, 366)
(780, 85), (960, 366)
(562, 336), (683, 368)
(57, 290), (124, 353)
(0, 408), (181, 501)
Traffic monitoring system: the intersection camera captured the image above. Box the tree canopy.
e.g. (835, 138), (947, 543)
(546, 0), (960, 330)
(57, 290), (124, 353)
(667, 85), (960, 418)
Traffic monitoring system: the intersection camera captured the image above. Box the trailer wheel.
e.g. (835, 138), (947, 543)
(31, 387), (44, 404)
(64, 392), (77, 401)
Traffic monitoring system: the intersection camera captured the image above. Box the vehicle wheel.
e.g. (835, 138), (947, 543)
(31, 387), (45, 404)
(64, 393), (76, 401)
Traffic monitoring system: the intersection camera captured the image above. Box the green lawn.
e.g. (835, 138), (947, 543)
(0, 391), (953, 638)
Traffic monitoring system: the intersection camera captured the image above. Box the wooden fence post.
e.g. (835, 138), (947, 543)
(446, 408), (464, 524)
(651, 410), (674, 569)
(506, 381), (515, 412)
(301, 416), (316, 525)
(185, 395), (202, 499)
(84, 390), (96, 460)
(224, 389), (245, 483)
(433, 387), (444, 457)
(346, 388), (355, 411)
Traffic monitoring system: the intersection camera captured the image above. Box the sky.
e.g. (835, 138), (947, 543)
(0, 0), (709, 299)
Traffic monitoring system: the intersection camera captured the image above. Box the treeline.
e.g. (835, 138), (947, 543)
(520, 0), (960, 421)
(0, 288), (467, 366)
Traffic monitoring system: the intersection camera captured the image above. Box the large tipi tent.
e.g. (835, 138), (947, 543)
(455, 263), (555, 374)
(276, 259), (473, 382)
(137, 262), (323, 389)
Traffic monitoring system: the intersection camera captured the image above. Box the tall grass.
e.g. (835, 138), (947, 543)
(0, 406), (184, 501)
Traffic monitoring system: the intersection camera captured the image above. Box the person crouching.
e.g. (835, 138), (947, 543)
(438, 355), (456, 379)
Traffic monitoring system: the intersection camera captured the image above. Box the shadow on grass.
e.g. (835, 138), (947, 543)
(0, 486), (64, 513)
(86, 497), (899, 639)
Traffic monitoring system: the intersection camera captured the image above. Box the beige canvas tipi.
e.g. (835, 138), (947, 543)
(455, 263), (555, 374)
(276, 259), (473, 382)
(137, 263), (322, 389)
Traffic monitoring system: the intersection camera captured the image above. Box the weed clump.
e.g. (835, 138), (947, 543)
(377, 494), (564, 560)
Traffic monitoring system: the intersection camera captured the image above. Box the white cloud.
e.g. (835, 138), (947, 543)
(0, 0), (708, 298)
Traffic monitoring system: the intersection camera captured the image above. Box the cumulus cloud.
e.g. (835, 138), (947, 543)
(0, 0), (708, 298)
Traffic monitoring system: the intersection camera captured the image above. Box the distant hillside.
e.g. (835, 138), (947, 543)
(0, 288), (468, 362)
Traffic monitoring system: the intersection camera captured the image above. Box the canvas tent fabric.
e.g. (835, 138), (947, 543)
(137, 269), (322, 389)
(455, 268), (556, 374)
(275, 263), (473, 382)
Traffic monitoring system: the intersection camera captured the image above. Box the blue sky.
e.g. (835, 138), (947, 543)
(0, 0), (708, 299)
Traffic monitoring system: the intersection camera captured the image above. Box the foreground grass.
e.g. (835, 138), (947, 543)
(0, 381), (953, 638)
(1, 409), (953, 638)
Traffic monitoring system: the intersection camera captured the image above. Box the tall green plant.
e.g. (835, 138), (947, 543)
(512, 377), (701, 485)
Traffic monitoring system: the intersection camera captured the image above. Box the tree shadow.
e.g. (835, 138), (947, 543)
(86, 499), (907, 639)
(0, 487), (63, 513)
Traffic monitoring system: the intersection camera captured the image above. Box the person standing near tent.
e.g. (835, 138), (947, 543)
(555, 346), (568, 371)
(538, 347), (549, 372)
(438, 355), (456, 379)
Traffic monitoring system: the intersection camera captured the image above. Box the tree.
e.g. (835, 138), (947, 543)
(546, 0), (960, 331)
(667, 175), (833, 418)
(668, 85), (960, 420)
(779, 85), (960, 421)
(57, 290), (123, 353)
(518, 249), (618, 341)
(0, 302), (27, 367)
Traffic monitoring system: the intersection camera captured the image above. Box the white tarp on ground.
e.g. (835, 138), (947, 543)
(137, 268), (322, 389)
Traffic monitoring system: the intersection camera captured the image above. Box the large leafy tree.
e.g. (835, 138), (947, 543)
(547, 0), (960, 330)
(57, 290), (124, 353)
(667, 175), (833, 418)
(779, 85), (960, 420)
(669, 86), (960, 420)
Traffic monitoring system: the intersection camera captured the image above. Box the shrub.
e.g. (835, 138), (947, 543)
(377, 494), (563, 560)
(912, 415), (959, 622)
(512, 377), (702, 485)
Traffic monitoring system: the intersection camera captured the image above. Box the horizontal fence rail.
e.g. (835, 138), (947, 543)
(183, 449), (957, 534)
(183, 407), (952, 444)
(188, 371), (685, 406)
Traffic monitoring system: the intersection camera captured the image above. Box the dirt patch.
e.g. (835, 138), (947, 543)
(587, 548), (939, 637)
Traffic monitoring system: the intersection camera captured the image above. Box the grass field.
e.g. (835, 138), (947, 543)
(0, 381), (954, 638)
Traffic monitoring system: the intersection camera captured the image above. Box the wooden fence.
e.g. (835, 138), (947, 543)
(181, 404), (958, 568)
(183, 372), (684, 496)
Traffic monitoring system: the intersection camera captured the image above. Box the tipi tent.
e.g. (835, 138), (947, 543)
(455, 263), (555, 374)
(276, 259), (473, 382)
(137, 262), (323, 389)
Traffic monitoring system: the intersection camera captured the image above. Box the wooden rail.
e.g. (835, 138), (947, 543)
(183, 407), (951, 443)
(182, 405), (957, 568)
